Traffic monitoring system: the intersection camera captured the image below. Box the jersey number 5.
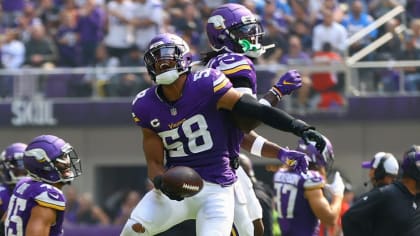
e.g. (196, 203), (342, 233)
(5, 195), (27, 236)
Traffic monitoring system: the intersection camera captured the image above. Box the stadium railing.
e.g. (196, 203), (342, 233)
(1, 61), (420, 98)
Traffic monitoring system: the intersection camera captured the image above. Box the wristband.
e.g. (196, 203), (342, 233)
(250, 136), (266, 157)
(270, 87), (282, 100)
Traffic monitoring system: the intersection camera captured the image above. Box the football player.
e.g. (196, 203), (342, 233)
(121, 33), (327, 236)
(0, 143), (29, 231)
(273, 137), (345, 236)
(4, 135), (82, 236)
(203, 3), (327, 236)
(343, 145), (420, 236)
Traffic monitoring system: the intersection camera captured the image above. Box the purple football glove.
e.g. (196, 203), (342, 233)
(273, 70), (302, 96)
(277, 147), (309, 173)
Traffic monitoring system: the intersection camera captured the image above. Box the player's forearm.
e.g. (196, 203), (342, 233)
(259, 89), (281, 107)
(144, 148), (165, 180)
(323, 196), (343, 227)
(232, 94), (312, 136)
(241, 132), (280, 159)
(146, 160), (165, 180)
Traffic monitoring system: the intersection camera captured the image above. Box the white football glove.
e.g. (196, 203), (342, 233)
(326, 171), (345, 197)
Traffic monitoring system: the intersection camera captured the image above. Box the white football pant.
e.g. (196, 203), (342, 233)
(120, 181), (234, 236)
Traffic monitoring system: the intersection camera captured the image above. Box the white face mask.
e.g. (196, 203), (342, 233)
(245, 46), (265, 58)
(239, 39), (275, 58)
(244, 43), (276, 58)
(155, 69), (180, 85)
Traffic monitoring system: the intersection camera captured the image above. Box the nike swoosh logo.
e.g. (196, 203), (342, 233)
(283, 81), (296, 85)
(224, 57), (235, 62)
(49, 192), (60, 199)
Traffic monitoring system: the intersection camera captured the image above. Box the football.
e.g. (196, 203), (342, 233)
(161, 166), (204, 198)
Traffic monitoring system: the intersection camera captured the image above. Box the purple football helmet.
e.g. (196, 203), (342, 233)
(401, 145), (420, 182)
(23, 135), (82, 184)
(144, 33), (192, 85)
(0, 143), (28, 184)
(296, 135), (334, 170)
(206, 3), (267, 58)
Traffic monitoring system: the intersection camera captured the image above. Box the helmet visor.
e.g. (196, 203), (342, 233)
(230, 22), (264, 45)
(144, 45), (181, 74)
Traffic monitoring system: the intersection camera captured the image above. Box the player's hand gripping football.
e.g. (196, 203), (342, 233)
(277, 147), (309, 173)
(325, 171), (345, 197)
(153, 175), (184, 201)
(273, 69), (302, 96)
(301, 129), (328, 159)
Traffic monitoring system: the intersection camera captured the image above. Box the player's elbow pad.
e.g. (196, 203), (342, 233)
(232, 94), (312, 136)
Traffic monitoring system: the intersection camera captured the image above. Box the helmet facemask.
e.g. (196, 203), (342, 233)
(54, 144), (82, 184)
(144, 42), (191, 85)
(228, 22), (266, 58)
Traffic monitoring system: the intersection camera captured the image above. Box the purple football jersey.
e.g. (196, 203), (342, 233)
(5, 179), (66, 236)
(131, 68), (238, 186)
(206, 52), (257, 94)
(273, 169), (325, 236)
(0, 184), (12, 216)
(206, 52), (258, 158)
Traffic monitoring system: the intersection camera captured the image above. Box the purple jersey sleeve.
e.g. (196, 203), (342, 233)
(131, 87), (153, 128)
(302, 170), (324, 190)
(206, 52), (258, 159)
(273, 169), (324, 236)
(131, 69), (237, 186)
(5, 179), (66, 236)
(207, 52), (257, 94)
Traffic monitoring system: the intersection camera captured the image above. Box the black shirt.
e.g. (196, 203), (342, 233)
(403, 194), (420, 236)
(342, 182), (417, 236)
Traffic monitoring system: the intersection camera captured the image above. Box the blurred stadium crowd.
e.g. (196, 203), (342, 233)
(62, 185), (145, 227)
(1, 0), (420, 101)
(1, 1), (420, 235)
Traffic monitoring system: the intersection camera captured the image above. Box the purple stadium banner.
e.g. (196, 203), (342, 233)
(0, 98), (133, 127)
(0, 96), (419, 127)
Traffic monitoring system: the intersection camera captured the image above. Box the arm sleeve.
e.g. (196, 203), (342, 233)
(232, 93), (312, 136)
